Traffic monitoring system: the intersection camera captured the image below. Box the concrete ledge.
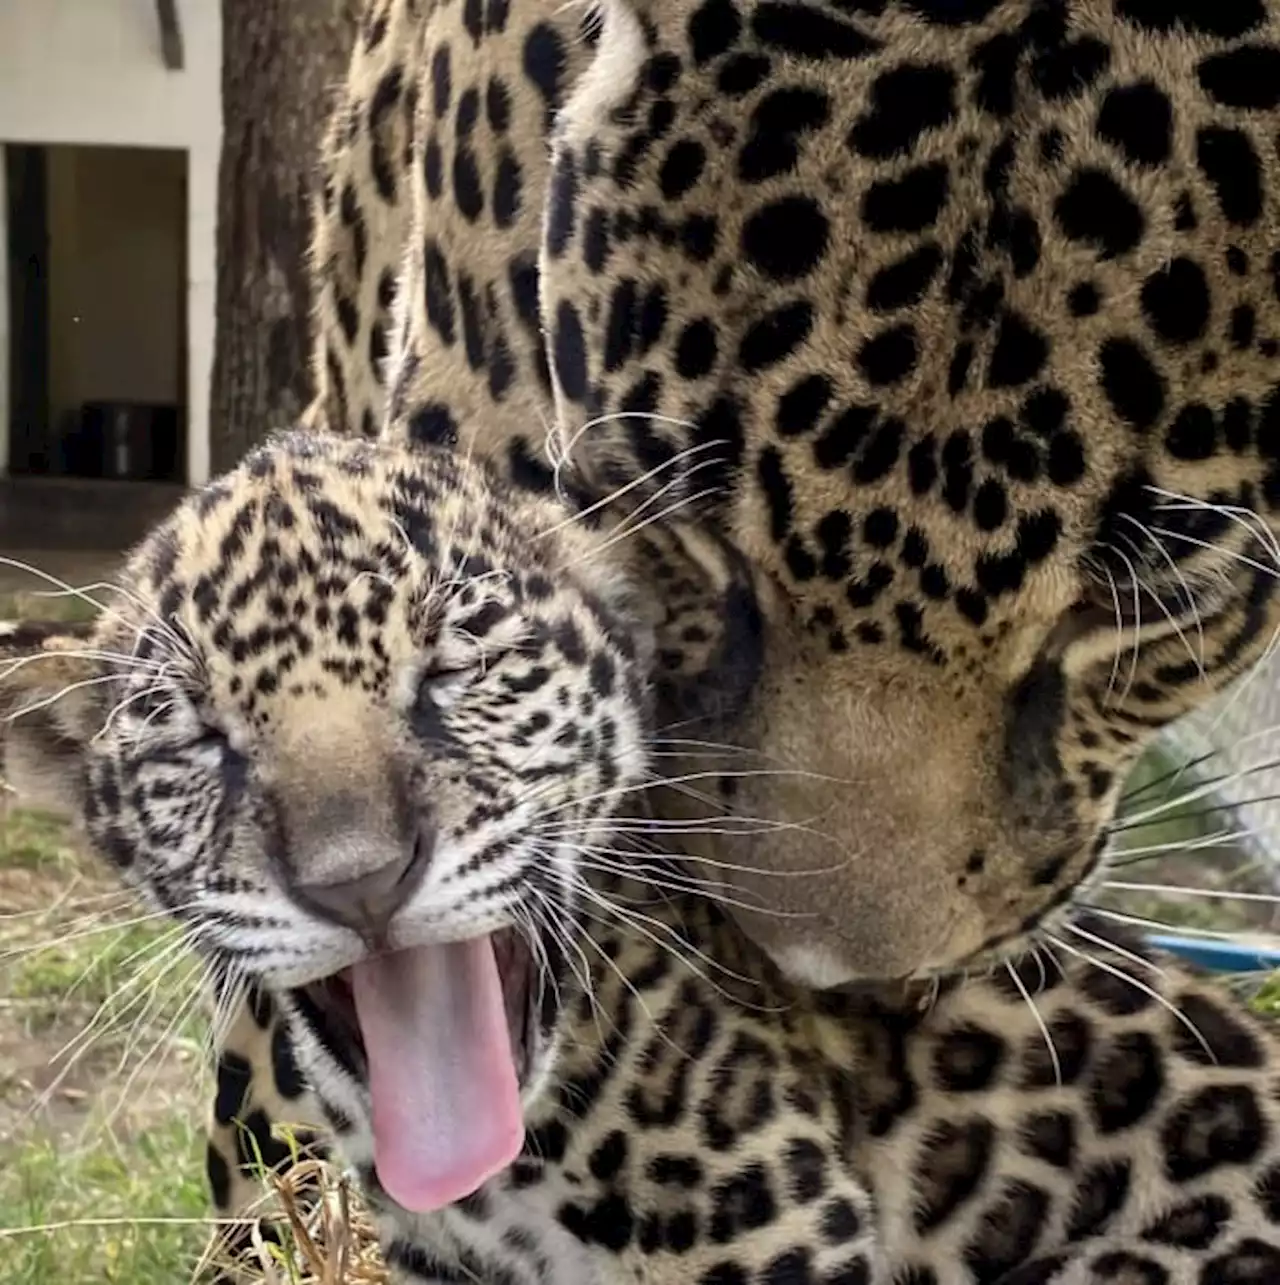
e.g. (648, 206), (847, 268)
(0, 477), (185, 552)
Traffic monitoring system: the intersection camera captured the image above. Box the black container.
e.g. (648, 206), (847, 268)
(64, 401), (181, 481)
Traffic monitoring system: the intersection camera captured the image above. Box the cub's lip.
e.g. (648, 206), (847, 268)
(301, 926), (542, 1086)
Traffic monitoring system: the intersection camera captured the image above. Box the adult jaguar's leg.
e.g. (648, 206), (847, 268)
(305, 0), (427, 440)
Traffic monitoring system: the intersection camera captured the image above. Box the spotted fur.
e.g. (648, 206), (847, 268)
(327, 911), (1280, 1285)
(7, 0), (1280, 1280)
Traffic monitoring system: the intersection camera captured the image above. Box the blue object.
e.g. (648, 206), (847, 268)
(1147, 934), (1280, 974)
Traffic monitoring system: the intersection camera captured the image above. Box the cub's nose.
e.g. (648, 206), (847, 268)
(292, 827), (433, 946)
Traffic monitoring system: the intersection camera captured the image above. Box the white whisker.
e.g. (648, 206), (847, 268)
(1005, 959), (1061, 1088)
(1044, 931), (1216, 1063)
(1063, 917), (1164, 979)
(1103, 880), (1280, 905)
(1097, 541), (1144, 703)
(1075, 904), (1245, 940)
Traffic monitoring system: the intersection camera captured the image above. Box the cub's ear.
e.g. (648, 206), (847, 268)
(0, 619), (99, 821)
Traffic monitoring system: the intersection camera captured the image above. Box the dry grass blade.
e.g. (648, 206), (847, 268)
(201, 1155), (387, 1285)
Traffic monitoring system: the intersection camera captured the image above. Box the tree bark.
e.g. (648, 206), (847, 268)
(208, 0), (359, 475)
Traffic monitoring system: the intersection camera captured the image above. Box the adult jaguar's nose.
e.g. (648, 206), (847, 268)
(292, 827), (434, 946)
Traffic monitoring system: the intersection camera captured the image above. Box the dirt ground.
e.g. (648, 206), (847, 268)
(0, 829), (204, 1137)
(0, 802), (213, 1284)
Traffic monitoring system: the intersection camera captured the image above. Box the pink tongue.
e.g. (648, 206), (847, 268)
(350, 938), (525, 1212)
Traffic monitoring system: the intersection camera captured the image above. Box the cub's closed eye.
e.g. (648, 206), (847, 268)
(413, 660), (483, 725)
(135, 728), (248, 796)
(423, 658), (482, 686)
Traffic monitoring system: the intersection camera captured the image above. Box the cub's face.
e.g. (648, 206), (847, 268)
(1, 432), (651, 1210)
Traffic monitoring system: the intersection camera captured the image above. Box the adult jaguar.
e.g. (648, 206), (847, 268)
(6, 0), (1280, 1280)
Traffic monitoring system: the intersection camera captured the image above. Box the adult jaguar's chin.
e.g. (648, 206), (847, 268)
(297, 925), (561, 1212)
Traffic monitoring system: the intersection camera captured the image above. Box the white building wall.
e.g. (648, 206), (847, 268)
(0, 0), (221, 487)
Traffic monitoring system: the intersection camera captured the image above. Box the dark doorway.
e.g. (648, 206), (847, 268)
(6, 145), (50, 475)
(4, 143), (187, 483)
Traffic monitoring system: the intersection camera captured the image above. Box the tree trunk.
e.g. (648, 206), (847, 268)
(208, 0), (359, 475)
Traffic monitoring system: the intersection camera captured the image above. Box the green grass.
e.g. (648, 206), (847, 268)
(0, 592), (102, 626)
(1250, 972), (1280, 1018)
(0, 810), (79, 874)
(0, 1116), (209, 1284)
(0, 805), (214, 1284)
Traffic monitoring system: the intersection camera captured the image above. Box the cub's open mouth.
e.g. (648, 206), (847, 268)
(299, 927), (543, 1214)
(303, 926), (540, 1084)
(492, 926), (537, 1084)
